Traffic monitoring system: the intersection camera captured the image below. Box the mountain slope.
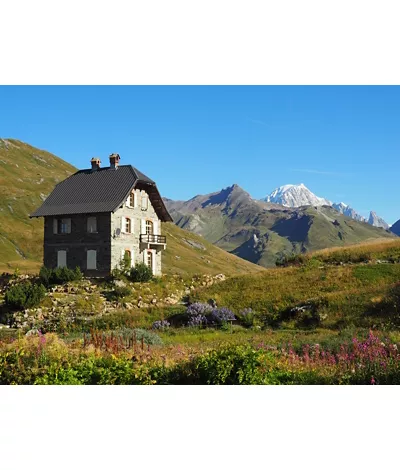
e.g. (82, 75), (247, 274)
(0, 139), (263, 276)
(391, 219), (400, 236)
(0, 138), (76, 270)
(165, 185), (396, 267)
(332, 202), (366, 222)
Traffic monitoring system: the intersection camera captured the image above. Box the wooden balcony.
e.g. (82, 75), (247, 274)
(140, 233), (167, 248)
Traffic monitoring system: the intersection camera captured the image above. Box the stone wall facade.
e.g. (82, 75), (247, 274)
(110, 188), (163, 276)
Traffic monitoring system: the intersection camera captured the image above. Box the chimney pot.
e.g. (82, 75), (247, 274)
(109, 153), (120, 169)
(90, 157), (101, 171)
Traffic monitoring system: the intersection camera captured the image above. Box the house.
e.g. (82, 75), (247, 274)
(30, 153), (172, 276)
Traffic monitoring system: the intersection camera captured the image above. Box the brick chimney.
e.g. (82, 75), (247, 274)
(109, 153), (120, 169)
(90, 157), (101, 171)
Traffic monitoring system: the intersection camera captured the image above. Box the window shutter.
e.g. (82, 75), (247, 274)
(133, 192), (137, 208)
(53, 218), (58, 234)
(125, 197), (130, 207)
(131, 248), (135, 267)
(131, 218), (134, 233)
(66, 218), (72, 234)
(153, 220), (159, 235)
(141, 219), (146, 235)
(121, 217), (126, 233)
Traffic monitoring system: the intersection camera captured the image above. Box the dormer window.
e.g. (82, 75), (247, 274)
(141, 195), (148, 210)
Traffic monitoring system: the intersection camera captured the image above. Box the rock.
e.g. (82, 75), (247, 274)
(25, 328), (40, 336)
(124, 302), (134, 309)
(214, 274), (226, 282)
(207, 299), (217, 308)
(164, 297), (179, 305)
(151, 298), (157, 304)
(114, 279), (127, 288)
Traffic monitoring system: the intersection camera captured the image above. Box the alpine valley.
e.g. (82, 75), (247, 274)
(165, 183), (397, 267)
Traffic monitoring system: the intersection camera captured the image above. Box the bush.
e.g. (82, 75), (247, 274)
(39, 266), (82, 287)
(152, 320), (170, 330)
(105, 286), (131, 301)
(5, 282), (46, 310)
(128, 263), (153, 283)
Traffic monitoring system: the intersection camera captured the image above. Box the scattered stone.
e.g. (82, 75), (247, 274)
(114, 279), (127, 288)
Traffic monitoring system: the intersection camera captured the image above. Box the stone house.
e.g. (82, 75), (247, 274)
(31, 153), (172, 276)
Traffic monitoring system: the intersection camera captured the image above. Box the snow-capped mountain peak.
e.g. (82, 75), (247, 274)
(263, 183), (332, 208)
(368, 211), (390, 230)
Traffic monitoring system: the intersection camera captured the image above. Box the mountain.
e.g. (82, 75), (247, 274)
(263, 183), (390, 229)
(165, 184), (395, 267)
(391, 219), (400, 236)
(368, 211), (390, 230)
(332, 202), (366, 222)
(0, 138), (262, 276)
(263, 183), (331, 207)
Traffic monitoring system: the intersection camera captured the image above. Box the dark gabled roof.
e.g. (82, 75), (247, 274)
(30, 165), (173, 222)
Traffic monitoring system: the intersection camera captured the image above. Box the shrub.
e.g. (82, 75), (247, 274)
(209, 307), (236, 325)
(39, 266), (83, 287)
(5, 282), (46, 310)
(128, 263), (153, 283)
(105, 286), (131, 301)
(152, 320), (170, 330)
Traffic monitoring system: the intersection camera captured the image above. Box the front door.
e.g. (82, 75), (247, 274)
(147, 250), (153, 273)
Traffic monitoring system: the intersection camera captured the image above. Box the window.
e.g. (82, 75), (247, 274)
(58, 218), (71, 234)
(57, 250), (67, 268)
(87, 250), (97, 270)
(146, 220), (153, 235)
(129, 192), (136, 208)
(125, 249), (132, 267)
(141, 195), (148, 210)
(54, 218), (71, 234)
(87, 216), (97, 233)
(125, 217), (131, 233)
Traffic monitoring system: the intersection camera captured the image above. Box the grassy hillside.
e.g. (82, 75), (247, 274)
(165, 185), (397, 267)
(191, 238), (400, 329)
(161, 222), (264, 276)
(0, 139), (262, 276)
(0, 138), (76, 271)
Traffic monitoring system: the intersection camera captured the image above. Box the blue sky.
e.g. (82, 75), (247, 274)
(0, 86), (399, 224)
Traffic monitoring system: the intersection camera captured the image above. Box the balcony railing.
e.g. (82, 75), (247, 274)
(140, 234), (167, 244)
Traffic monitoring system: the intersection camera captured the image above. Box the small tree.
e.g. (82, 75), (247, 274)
(5, 282), (46, 310)
(129, 262), (153, 283)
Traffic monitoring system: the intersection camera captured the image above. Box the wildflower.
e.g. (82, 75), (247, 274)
(371, 377), (376, 385)
(393, 344), (398, 351)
